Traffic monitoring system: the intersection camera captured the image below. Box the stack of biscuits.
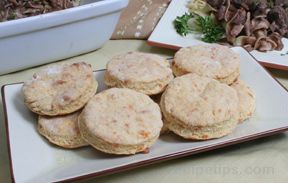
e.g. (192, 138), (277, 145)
(22, 62), (98, 148)
(164, 45), (256, 139)
(22, 44), (256, 155)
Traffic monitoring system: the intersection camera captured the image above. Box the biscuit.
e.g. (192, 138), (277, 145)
(172, 45), (240, 85)
(150, 93), (170, 134)
(38, 111), (88, 148)
(160, 73), (239, 140)
(79, 88), (163, 155)
(231, 79), (256, 123)
(22, 62), (98, 116)
(104, 52), (174, 95)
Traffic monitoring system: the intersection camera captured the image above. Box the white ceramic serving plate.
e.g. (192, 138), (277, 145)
(2, 47), (288, 183)
(148, 0), (288, 70)
(0, 0), (129, 75)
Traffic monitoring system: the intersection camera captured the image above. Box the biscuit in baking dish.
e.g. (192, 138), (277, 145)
(79, 88), (163, 155)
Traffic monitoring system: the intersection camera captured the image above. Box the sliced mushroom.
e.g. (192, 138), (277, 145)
(267, 6), (288, 36)
(230, 24), (245, 37)
(269, 32), (284, 50)
(254, 37), (277, 52)
(243, 44), (254, 51)
(234, 36), (256, 46)
(253, 29), (267, 38)
(226, 8), (247, 43)
(224, 0), (232, 21)
(257, 40), (273, 52)
(251, 17), (270, 32)
(244, 12), (251, 36)
(206, 0), (226, 9)
(253, 0), (268, 16)
(216, 5), (226, 20)
(269, 21), (279, 32)
(230, 8), (247, 24)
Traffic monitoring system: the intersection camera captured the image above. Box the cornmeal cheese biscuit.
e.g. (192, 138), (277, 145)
(79, 88), (163, 155)
(104, 52), (174, 95)
(172, 45), (240, 85)
(38, 111), (88, 148)
(160, 73), (239, 140)
(231, 80), (256, 123)
(22, 62), (98, 116)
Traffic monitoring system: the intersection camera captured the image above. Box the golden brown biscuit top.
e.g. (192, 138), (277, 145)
(106, 52), (172, 83)
(22, 62), (95, 113)
(174, 45), (240, 78)
(80, 88), (163, 145)
(162, 74), (239, 126)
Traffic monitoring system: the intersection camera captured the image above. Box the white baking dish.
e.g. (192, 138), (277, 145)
(0, 0), (129, 75)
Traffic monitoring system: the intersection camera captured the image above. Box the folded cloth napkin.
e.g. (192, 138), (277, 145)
(111, 0), (171, 40)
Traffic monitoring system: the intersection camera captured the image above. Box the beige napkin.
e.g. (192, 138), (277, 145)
(111, 0), (171, 40)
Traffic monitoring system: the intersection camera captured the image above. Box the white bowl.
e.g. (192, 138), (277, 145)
(0, 0), (129, 75)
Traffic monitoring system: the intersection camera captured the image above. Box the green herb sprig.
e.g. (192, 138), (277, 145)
(173, 13), (194, 36)
(173, 12), (225, 43)
(195, 15), (225, 43)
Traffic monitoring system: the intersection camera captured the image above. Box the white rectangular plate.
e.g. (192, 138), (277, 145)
(148, 0), (288, 70)
(2, 48), (288, 183)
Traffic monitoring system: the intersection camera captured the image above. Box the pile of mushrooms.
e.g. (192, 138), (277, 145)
(206, 0), (288, 52)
